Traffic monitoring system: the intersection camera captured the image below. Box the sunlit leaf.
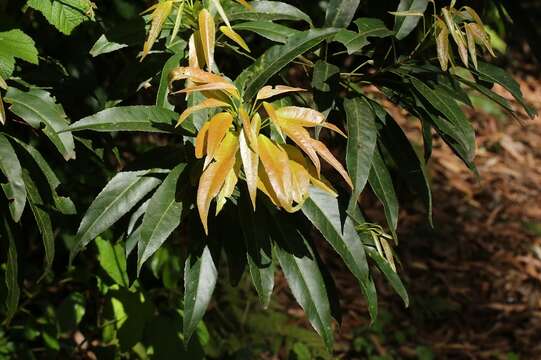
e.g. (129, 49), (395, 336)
(27, 0), (95, 35)
(233, 21), (296, 44)
(436, 20), (449, 71)
(205, 112), (234, 168)
(256, 85), (305, 101)
(220, 26), (250, 52)
(141, 0), (173, 60)
(199, 9), (215, 71)
(310, 138), (353, 189)
(257, 134), (292, 210)
(239, 130), (259, 209)
(177, 98), (231, 126)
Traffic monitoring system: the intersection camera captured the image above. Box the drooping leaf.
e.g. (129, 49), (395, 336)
(70, 170), (163, 262)
(333, 18), (393, 54)
(226, 1), (312, 24)
(0, 134), (26, 222)
(393, 0), (429, 40)
(0, 29), (39, 65)
(366, 247), (408, 306)
(157, 53), (184, 111)
(344, 98), (377, 202)
(65, 106), (191, 134)
(137, 164), (186, 273)
(2, 215), (19, 325)
(21, 171), (55, 274)
(4, 87), (75, 160)
(233, 21), (297, 44)
(183, 246), (217, 343)
(236, 28), (339, 100)
(272, 213), (334, 351)
(96, 237), (129, 287)
(302, 187), (378, 320)
(462, 79), (515, 115)
(324, 0), (361, 28)
(27, 0), (95, 35)
(474, 61), (537, 118)
(368, 148), (399, 239)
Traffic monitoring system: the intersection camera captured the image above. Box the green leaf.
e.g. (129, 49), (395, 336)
(410, 77), (476, 162)
(0, 134), (26, 223)
(96, 237), (129, 287)
(226, 1), (312, 24)
(7, 136), (75, 215)
(21, 171), (55, 274)
(137, 164), (186, 273)
(89, 18), (146, 57)
(27, 0), (95, 35)
(70, 170), (163, 262)
(302, 187), (377, 320)
(0, 30), (39, 65)
(184, 246), (217, 343)
(157, 54), (183, 111)
(366, 247), (409, 307)
(344, 98), (377, 201)
(379, 114), (433, 225)
(233, 21), (298, 44)
(57, 292), (86, 335)
(474, 61), (536, 118)
(2, 216), (19, 325)
(65, 106), (193, 134)
(368, 148), (398, 239)
(4, 87), (76, 160)
(324, 0), (361, 28)
(463, 79), (515, 115)
(311, 60), (339, 92)
(0, 56), (15, 80)
(272, 215), (334, 351)
(238, 193), (275, 308)
(333, 18), (393, 54)
(393, 0), (429, 40)
(236, 28), (339, 100)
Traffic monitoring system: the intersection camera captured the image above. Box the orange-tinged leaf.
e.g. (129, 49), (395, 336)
(281, 123), (321, 176)
(195, 121), (211, 158)
(188, 34), (201, 69)
(251, 113), (261, 135)
(169, 66), (229, 87)
(175, 82), (239, 98)
(321, 122), (347, 138)
(216, 166), (239, 215)
(258, 134), (292, 209)
(468, 23), (495, 56)
(197, 131), (239, 233)
(177, 98), (230, 126)
(239, 107), (257, 150)
(462, 6), (484, 29)
(236, 0), (252, 10)
(257, 167), (281, 207)
(442, 8), (468, 67)
(262, 101), (286, 139)
(275, 106), (325, 127)
(311, 138), (353, 189)
(141, 0), (173, 60)
(239, 129), (259, 209)
(199, 9), (215, 71)
(465, 23), (478, 70)
(256, 85), (306, 101)
(289, 160), (310, 205)
(205, 112), (233, 167)
(220, 26), (250, 52)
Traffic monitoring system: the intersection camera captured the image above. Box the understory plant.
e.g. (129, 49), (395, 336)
(0, 0), (535, 356)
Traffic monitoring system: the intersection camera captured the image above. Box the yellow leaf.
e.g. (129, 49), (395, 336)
(239, 107), (257, 150)
(211, 0), (231, 28)
(0, 95), (5, 125)
(465, 23), (478, 70)
(236, 0), (252, 10)
(462, 6), (484, 29)
(169, 66), (230, 88)
(199, 9), (215, 71)
(310, 138), (353, 189)
(205, 112), (233, 168)
(468, 23), (495, 57)
(257, 134), (292, 210)
(141, 0), (173, 61)
(170, 1), (185, 45)
(275, 106), (325, 127)
(239, 129), (259, 209)
(197, 131), (239, 233)
(176, 98), (230, 126)
(175, 82), (239, 98)
(215, 165), (239, 215)
(262, 102), (286, 140)
(442, 8), (468, 67)
(281, 123), (321, 176)
(219, 26), (250, 52)
(188, 34), (201, 69)
(436, 19), (449, 71)
(288, 160), (310, 205)
(195, 120), (211, 159)
(256, 85), (306, 101)
(320, 122), (347, 138)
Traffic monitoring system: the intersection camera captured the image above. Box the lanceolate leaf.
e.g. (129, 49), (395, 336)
(366, 247), (409, 307)
(272, 214), (334, 351)
(334, 18), (393, 54)
(393, 0), (429, 40)
(324, 0), (361, 28)
(137, 164), (186, 273)
(27, 0), (95, 35)
(70, 170), (163, 262)
(236, 28), (339, 100)
(2, 215), (19, 325)
(65, 106), (192, 134)
(22, 171), (55, 274)
(474, 61), (537, 118)
(368, 148), (399, 239)
(184, 246), (218, 343)
(157, 53), (184, 110)
(233, 22), (297, 44)
(344, 98), (377, 201)
(302, 187), (377, 320)
(226, 1), (312, 24)
(4, 88), (76, 160)
(0, 134), (26, 222)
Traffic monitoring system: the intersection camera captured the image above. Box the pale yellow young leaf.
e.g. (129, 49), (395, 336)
(175, 82), (239, 98)
(288, 160), (310, 205)
(257, 134), (292, 210)
(211, 0), (231, 28)
(239, 129), (259, 209)
(442, 8), (468, 67)
(188, 34), (201, 69)
(256, 85), (306, 101)
(195, 120), (212, 158)
(205, 112), (233, 168)
(320, 122), (347, 138)
(262, 101), (286, 140)
(239, 107), (257, 150)
(199, 9), (215, 71)
(310, 138), (353, 189)
(465, 23), (478, 70)
(169, 66), (230, 88)
(176, 98), (230, 126)
(462, 6), (484, 29)
(219, 26), (250, 52)
(215, 166), (239, 215)
(141, 0), (174, 61)
(281, 123), (321, 176)
(170, 1), (185, 45)
(275, 106), (325, 127)
(197, 131), (238, 233)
